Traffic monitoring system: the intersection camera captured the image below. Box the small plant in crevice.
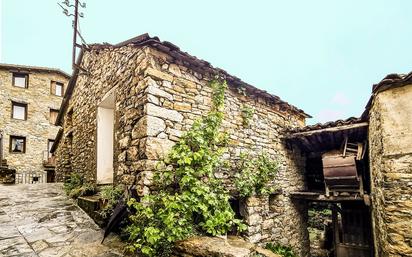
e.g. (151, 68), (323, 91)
(234, 152), (280, 197)
(63, 173), (96, 199)
(266, 243), (297, 257)
(125, 79), (246, 257)
(237, 86), (247, 96)
(98, 185), (124, 219)
(241, 104), (255, 127)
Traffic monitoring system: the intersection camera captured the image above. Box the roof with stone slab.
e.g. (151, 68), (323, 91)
(288, 117), (363, 134)
(113, 34), (310, 117)
(56, 33), (311, 127)
(0, 63), (70, 78)
(361, 71), (412, 119)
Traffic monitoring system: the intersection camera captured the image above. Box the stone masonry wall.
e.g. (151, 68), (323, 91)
(55, 45), (309, 256)
(0, 68), (68, 182)
(369, 84), (412, 257)
(55, 46), (150, 183)
(136, 48), (309, 256)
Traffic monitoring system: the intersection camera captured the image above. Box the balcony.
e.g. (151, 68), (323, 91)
(43, 151), (56, 167)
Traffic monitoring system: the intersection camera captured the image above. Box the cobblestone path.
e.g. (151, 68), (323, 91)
(0, 183), (126, 257)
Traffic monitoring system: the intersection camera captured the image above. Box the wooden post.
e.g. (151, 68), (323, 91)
(332, 205), (340, 257)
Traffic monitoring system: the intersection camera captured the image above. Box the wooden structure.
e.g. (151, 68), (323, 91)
(322, 138), (366, 197)
(333, 203), (372, 257)
(286, 118), (373, 257)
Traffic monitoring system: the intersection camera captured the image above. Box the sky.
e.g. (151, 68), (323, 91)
(1, 0), (412, 124)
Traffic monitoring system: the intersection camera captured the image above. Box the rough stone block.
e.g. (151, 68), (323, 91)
(139, 137), (175, 160)
(132, 115), (166, 139)
(146, 103), (183, 122)
(145, 67), (173, 82)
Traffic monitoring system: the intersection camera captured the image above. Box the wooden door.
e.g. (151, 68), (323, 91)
(333, 202), (372, 257)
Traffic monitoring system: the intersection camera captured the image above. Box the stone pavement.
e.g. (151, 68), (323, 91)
(0, 183), (127, 257)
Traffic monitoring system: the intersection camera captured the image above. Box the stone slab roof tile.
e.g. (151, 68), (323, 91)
(0, 63), (70, 78)
(361, 71), (412, 119)
(289, 117), (363, 133)
(90, 33), (311, 118)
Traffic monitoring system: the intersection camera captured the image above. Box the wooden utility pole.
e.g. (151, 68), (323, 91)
(72, 0), (79, 70)
(58, 0), (86, 69)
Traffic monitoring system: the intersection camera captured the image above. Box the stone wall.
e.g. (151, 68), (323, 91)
(368, 84), (412, 257)
(55, 46), (149, 182)
(55, 45), (309, 256)
(0, 68), (68, 182)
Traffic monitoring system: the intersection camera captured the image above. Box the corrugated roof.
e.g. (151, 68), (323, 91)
(0, 63), (71, 78)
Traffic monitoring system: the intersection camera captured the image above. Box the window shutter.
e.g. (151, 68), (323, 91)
(51, 81), (56, 95)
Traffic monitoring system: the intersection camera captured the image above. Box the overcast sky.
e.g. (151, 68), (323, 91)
(2, 0), (412, 124)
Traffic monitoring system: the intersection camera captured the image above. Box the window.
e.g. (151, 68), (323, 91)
(12, 102), (27, 120)
(49, 109), (59, 124)
(51, 81), (64, 96)
(12, 73), (28, 88)
(10, 136), (26, 153)
(48, 139), (55, 158)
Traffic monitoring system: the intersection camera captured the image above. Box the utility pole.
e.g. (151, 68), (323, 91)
(58, 0), (86, 70)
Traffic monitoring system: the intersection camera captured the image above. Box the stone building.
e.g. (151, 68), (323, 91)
(53, 33), (412, 257)
(0, 64), (70, 183)
(286, 73), (412, 257)
(365, 74), (412, 257)
(53, 33), (311, 256)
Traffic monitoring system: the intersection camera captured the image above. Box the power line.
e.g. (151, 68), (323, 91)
(58, 0), (87, 70)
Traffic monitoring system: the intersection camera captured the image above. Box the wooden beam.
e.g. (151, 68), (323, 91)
(287, 122), (369, 139)
(290, 191), (367, 202)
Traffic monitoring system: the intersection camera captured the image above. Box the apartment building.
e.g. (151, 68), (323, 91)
(0, 64), (69, 183)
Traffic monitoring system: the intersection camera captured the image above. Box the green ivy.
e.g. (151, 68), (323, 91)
(234, 152), (280, 197)
(241, 104), (255, 127)
(63, 173), (96, 199)
(266, 243), (297, 257)
(98, 185), (123, 219)
(126, 79), (246, 257)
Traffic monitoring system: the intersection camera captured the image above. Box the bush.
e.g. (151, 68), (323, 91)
(241, 104), (255, 127)
(63, 173), (96, 199)
(234, 152), (280, 197)
(98, 185), (124, 219)
(125, 79), (245, 257)
(266, 243), (297, 257)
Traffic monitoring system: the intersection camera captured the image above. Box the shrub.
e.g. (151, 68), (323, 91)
(241, 104), (255, 127)
(266, 243), (297, 257)
(125, 79), (245, 257)
(63, 173), (96, 199)
(99, 185), (124, 219)
(234, 152), (280, 197)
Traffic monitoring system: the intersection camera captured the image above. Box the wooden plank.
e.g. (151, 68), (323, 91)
(290, 191), (366, 202)
(287, 122), (368, 138)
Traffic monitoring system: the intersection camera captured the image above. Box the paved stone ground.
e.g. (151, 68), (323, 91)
(0, 183), (127, 257)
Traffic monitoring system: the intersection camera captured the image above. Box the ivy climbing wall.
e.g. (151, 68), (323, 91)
(55, 42), (310, 256)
